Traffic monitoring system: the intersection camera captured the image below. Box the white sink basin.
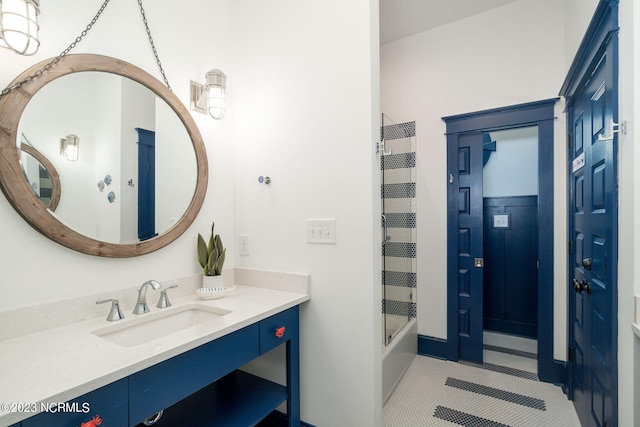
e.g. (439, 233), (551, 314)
(92, 303), (230, 347)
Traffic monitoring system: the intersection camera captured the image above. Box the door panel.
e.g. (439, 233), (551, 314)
(483, 196), (538, 338)
(456, 133), (483, 362)
(569, 50), (616, 427)
(136, 128), (157, 241)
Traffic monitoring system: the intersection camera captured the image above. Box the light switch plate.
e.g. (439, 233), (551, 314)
(306, 218), (336, 244)
(239, 234), (249, 256)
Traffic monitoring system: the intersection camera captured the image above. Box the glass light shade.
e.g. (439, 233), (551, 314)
(207, 86), (225, 120)
(0, 0), (40, 56)
(60, 134), (79, 162)
(205, 69), (226, 120)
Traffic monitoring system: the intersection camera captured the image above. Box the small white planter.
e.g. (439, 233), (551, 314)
(202, 275), (224, 288)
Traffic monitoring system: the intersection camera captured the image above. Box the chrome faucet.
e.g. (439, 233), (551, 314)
(133, 280), (162, 315)
(156, 285), (178, 309)
(96, 299), (124, 321)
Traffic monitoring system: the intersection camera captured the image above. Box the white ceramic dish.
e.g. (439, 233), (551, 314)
(196, 286), (235, 300)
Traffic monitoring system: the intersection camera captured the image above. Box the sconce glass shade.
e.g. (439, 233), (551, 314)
(190, 69), (226, 120)
(60, 134), (79, 162)
(0, 0), (40, 56)
(205, 69), (226, 120)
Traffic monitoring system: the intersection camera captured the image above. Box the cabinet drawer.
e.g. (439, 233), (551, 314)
(22, 378), (127, 427)
(129, 323), (259, 426)
(259, 306), (299, 355)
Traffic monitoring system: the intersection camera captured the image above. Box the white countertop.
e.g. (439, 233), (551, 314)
(0, 284), (309, 426)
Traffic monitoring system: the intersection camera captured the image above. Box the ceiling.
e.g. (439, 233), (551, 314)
(379, 0), (520, 45)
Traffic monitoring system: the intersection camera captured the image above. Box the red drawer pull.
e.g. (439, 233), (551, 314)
(275, 326), (286, 338)
(80, 415), (102, 427)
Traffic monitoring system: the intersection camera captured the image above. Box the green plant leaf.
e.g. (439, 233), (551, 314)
(197, 222), (225, 276)
(197, 234), (208, 268)
(214, 234), (224, 252)
(214, 248), (226, 275)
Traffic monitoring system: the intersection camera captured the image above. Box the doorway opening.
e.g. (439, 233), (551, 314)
(482, 126), (539, 375)
(443, 98), (561, 384)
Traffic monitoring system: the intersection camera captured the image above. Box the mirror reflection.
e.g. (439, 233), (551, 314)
(19, 136), (61, 211)
(17, 71), (197, 244)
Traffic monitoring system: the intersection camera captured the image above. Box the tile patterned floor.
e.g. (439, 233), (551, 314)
(382, 338), (581, 426)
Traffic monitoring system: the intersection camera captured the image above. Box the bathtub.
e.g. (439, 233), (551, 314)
(382, 315), (417, 403)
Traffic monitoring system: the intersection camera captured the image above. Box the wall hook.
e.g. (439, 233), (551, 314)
(258, 176), (271, 184)
(128, 179), (135, 187)
(598, 118), (626, 141)
(376, 140), (393, 156)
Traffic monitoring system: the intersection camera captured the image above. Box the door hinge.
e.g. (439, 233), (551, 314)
(568, 346), (574, 362)
(568, 240), (573, 255)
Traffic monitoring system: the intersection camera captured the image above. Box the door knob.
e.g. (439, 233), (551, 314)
(582, 258), (592, 270)
(572, 278), (582, 293)
(572, 278), (591, 295)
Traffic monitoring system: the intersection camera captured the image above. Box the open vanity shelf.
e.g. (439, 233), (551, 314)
(140, 370), (288, 426)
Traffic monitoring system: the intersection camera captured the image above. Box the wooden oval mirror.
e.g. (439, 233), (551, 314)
(0, 54), (208, 257)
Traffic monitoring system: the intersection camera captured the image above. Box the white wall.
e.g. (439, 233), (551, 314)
(563, 0), (601, 70)
(0, 0), (381, 425)
(381, 0), (568, 359)
(230, 1), (380, 424)
(155, 97), (197, 237)
(484, 127), (539, 197)
(616, 0), (637, 424)
(120, 77), (154, 243)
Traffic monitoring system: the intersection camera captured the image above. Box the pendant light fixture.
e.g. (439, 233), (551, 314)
(0, 0), (40, 56)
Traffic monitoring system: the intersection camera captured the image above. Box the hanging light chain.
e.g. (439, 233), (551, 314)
(0, 0), (112, 100)
(137, 0), (171, 91)
(1, 0), (172, 99)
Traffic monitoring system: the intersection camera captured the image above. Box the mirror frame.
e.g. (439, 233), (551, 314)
(0, 54), (208, 257)
(19, 142), (61, 212)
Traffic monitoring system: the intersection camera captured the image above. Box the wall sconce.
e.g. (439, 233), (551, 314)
(60, 134), (79, 162)
(190, 69), (226, 120)
(0, 0), (40, 56)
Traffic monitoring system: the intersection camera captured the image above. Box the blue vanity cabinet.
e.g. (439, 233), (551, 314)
(132, 305), (301, 427)
(21, 378), (128, 427)
(129, 322), (260, 425)
(259, 305), (300, 425)
(15, 305), (301, 427)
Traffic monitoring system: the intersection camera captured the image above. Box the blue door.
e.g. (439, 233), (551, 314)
(452, 132), (484, 363)
(568, 48), (618, 427)
(136, 128), (157, 241)
(483, 196), (538, 338)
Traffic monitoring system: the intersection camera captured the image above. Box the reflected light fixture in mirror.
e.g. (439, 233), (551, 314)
(190, 69), (226, 119)
(0, 0), (40, 55)
(59, 134), (79, 161)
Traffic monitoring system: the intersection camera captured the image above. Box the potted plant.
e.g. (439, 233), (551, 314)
(197, 222), (226, 288)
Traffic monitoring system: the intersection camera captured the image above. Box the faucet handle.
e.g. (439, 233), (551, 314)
(96, 299), (125, 322)
(156, 285), (178, 309)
